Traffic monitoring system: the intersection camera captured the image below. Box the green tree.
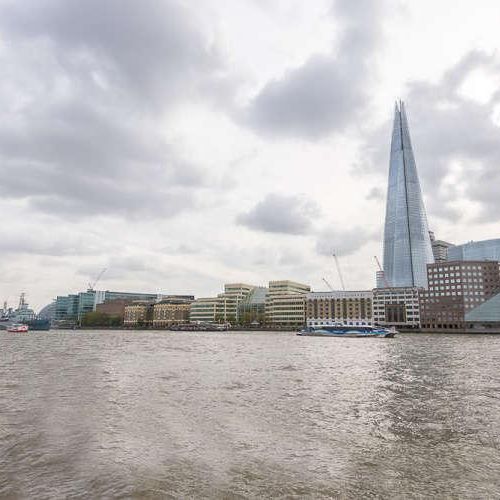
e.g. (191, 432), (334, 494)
(240, 312), (253, 326)
(109, 315), (123, 327)
(81, 312), (124, 328)
(81, 311), (111, 327)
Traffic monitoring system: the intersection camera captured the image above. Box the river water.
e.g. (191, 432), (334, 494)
(1, 330), (500, 499)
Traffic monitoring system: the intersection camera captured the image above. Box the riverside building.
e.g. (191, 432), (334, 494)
(220, 283), (256, 322)
(123, 301), (154, 327)
(306, 291), (373, 327)
(54, 294), (79, 322)
(420, 260), (500, 331)
(189, 297), (220, 323)
(265, 280), (310, 328)
(189, 283), (256, 324)
(152, 298), (193, 328)
(383, 101), (434, 288)
(373, 287), (422, 329)
(95, 299), (131, 322)
(237, 287), (268, 325)
(54, 289), (160, 323)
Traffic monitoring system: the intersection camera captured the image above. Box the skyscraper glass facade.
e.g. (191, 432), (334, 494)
(448, 239), (500, 262)
(54, 294), (79, 321)
(383, 101), (434, 288)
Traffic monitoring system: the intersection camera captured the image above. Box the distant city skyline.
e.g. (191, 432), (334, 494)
(1, 0), (500, 310)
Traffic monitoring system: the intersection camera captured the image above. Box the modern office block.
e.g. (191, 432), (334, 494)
(448, 239), (500, 262)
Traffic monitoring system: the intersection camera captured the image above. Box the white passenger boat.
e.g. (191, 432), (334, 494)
(298, 325), (396, 338)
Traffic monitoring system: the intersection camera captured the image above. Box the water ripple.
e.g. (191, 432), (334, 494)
(1, 330), (500, 498)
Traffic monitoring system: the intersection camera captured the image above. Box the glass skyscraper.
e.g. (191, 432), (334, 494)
(383, 101), (434, 287)
(448, 239), (500, 262)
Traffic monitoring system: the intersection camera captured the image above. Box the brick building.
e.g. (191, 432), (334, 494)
(420, 260), (500, 331)
(95, 299), (131, 321)
(306, 291), (373, 327)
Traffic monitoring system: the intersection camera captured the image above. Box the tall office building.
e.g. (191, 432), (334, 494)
(383, 101), (434, 287)
(448, 239), (500, 262)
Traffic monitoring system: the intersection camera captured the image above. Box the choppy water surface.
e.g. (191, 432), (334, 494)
(2, 330), (500, 498)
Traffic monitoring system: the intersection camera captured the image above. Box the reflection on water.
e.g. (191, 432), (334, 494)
(1, 330), (500, 498)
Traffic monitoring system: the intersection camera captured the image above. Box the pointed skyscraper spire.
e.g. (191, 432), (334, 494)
(383, 101), (434, 288)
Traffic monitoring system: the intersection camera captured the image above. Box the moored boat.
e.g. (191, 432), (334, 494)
(6, 323), (29, 333)
(298, 324), (396, 338)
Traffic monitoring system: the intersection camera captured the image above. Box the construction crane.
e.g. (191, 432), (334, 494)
(374, 256), (390, 287)
(333, 253), (346, 291)
(88, 268), (107, 291)
(322, 277), (334, 291)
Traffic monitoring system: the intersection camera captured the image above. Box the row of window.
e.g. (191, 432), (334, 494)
(374, 298), (418, 303)
(429, 272), (484, 278)
(309, 321), (372, 326)
(429, 279), (484, 285)
(430, 265), (487, 272)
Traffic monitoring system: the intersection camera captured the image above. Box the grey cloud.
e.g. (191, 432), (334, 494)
(0, 0), (219, 110)
(316, 226), (374, 257)
(240, 0), (386, 139)
(366, 186), (385, 201)
(363, 50), (500, 223)
(241, 54), (365, 139)
(237, 193), (320, 235)
(0, 117), (204, 219)
(0, 231), (110, 257)
(238, 193), (377, 257)
(76, 255), (222, 295)
(0, 0), (223, 219)
(159, 243), (201, 256)
(333, 0), (384, 61)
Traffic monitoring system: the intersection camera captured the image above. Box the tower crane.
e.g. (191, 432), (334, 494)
(332, 253), (346, 291)
(322, 277), (334, 291)
(88, 268), (107, 291)
(374, 256), (390, 288)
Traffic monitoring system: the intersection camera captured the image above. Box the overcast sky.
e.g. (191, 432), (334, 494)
(2, 0), (500, 310)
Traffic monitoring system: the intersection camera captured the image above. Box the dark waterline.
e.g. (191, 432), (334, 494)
(1, 330), (500, 498)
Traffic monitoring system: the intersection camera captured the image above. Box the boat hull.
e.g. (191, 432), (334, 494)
(6, 325), (29, 333)
(298, 326), (396, 338)
(298, 331), (394, 338)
